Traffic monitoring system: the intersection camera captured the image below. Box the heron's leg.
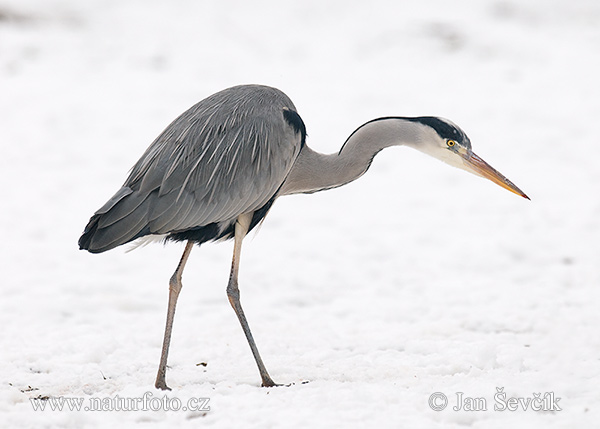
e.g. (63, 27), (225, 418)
(155, 240), (194, 390)
(227, 213), (278, 387)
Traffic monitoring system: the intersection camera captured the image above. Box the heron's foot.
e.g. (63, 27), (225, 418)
(261, 377), (280, 387)
(261, 379), (311, 387)
(155, 378), (172, 391)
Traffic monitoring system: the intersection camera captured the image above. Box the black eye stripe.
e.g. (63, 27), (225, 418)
(405, 116), (472, 150)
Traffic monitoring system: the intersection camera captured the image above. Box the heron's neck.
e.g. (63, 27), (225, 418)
(280, 118), (426, 195)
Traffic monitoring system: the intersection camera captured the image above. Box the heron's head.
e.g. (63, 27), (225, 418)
(407, 117), (529, 199)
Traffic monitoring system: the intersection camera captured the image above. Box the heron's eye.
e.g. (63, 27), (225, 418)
(447, 140), (456, 147)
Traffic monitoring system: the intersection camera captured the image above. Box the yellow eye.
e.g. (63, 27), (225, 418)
(447, 140), (456, 147)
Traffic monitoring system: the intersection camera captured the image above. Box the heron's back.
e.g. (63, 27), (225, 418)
(79, 85), (305, 253)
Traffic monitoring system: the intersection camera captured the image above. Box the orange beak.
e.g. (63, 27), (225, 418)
(461, 151), (530, 200)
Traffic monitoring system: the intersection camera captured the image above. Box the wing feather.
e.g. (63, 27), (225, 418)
(80, 85), (304, 252)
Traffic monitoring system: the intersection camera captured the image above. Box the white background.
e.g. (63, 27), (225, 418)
(1, 0), (599, 427)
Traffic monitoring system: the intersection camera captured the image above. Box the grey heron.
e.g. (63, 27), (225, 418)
(79, 84), (528, 389)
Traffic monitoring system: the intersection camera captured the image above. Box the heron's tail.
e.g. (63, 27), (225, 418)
(78, 186), (151, 253)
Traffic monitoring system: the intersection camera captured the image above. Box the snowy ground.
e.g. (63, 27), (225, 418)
(1, 0), (599, 427)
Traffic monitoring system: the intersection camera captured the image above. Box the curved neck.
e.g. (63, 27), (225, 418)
(280, 117), (427, 195)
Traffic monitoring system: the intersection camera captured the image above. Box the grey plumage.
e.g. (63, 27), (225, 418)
(79, 84), (527, 389)
(80, 85), (303, 253)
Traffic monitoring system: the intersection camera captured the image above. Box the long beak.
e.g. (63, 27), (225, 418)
(461, 151), (530, 200)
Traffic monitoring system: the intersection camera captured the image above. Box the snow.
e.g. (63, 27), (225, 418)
(1, 0), (599, 427)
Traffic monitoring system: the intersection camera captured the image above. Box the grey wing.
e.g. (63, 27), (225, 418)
(79, 85), (304, 253)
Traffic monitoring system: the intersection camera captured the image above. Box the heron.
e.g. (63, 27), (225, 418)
(79, 84), (528, 389)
